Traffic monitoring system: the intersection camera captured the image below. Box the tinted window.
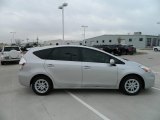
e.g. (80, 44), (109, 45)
(82, 48), (110, 63)
(33, 48), (52, 59)
(139, 38), (143, 41)
(48, 47), (80, 61)
(4, 47), (20, 51)
(129, 38), (132, 42)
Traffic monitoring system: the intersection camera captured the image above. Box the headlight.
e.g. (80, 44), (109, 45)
(140, 65), (151, 72)
(1, 55), (4, 59)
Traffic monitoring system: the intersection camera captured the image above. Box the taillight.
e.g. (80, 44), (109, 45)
(19, 58), (26, 69)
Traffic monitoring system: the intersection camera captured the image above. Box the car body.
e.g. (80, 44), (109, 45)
(0, 46), (22, 65)
(153, 46), (160, 51)
(19, 45), (155, 95)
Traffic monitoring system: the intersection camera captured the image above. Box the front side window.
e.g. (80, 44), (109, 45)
(48, 47), (80, 61)
(82, 48), (110, 63)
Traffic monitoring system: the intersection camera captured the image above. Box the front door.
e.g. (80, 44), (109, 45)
(81, 48), (118, 87)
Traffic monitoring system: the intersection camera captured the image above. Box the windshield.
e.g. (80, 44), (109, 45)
(4, 47), (20, 52)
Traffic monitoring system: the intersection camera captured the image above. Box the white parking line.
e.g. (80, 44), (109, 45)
(153, 71), (160, 74)
(66, 91), (111, 120)
(152, 87), (160, 91)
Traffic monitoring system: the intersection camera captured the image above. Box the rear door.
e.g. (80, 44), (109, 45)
(44, 47), (82, 87)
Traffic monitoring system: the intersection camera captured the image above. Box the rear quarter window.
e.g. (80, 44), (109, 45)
(33, 49), (52, 59)
(4, 47), (20, 51)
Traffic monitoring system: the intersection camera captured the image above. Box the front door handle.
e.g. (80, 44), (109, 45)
(84, 66), (91, 69)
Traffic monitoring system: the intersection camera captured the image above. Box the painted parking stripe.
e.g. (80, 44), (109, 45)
(152, 87), (160, 91)
(152, 71), (160, 74)
(66, 91), (111, 120)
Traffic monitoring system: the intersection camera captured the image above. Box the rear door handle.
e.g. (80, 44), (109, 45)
(47, 64), (54, 67)
(84, 66), (91, 69)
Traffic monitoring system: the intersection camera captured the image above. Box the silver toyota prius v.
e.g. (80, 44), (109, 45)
(19, 45), (155, 95)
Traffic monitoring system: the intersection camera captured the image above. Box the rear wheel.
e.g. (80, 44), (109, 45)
(32, 76), (53, 95)
(120, 76), (142, 95)
(154, 48), (158, 52)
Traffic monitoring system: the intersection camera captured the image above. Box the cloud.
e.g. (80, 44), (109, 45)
(0, 0), (160, 43)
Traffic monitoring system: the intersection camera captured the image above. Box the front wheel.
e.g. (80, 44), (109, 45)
(120, 76), (142, 95)
(32, 76), (53, 95)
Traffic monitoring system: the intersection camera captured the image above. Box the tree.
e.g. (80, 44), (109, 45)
(15, 39), (21, 46)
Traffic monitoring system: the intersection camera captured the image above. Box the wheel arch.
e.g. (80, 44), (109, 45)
(119, 74), (145, 89)
(30, 74), (54, 88)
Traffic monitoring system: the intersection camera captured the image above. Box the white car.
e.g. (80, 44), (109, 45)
(0, 46), (22, 65)
(153, 46), (160, 51)
(19, 45), (155, 95)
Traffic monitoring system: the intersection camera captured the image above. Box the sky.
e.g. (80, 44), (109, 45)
(0, 0), (160, 43)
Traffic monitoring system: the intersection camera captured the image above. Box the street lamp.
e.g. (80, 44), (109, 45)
(157, 22), (160, 45)
(10, 32), (16, 44)
(81, 25), (88, 44)
(58, 3), (68, 41)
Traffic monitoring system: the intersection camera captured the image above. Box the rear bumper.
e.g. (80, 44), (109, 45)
(1, 59), (20, 62)
(19, 70), (31, 87)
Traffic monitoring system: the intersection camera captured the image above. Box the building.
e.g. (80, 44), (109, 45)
(43, 39), (82, 46)
(84, 32), (160, 49)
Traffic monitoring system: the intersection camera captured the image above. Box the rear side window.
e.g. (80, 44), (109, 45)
(33, 49), (52, 59)
(48, 47), (80, 61)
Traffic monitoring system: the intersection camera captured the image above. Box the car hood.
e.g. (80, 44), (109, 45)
(125, 60), (142, 67)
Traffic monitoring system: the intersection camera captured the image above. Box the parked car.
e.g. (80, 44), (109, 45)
(94, 45), (122, 56)
(21, 44), (34, 52)
(121, 45), (136, 55)
(19, 45), (155, 95)
(0, 46), (22, 65)
(153, 46), (160, 52)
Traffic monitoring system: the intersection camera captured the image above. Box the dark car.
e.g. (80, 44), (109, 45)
(93, 45), (122, 56)
(122, 45), (136, 55)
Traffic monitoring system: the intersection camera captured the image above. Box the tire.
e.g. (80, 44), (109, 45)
(1, 61), (5, 65)
(129, 52), (134, 55)
(120, 76), (142, 95)
(31, 76), (53, 95)
(154, 48), (158, 52)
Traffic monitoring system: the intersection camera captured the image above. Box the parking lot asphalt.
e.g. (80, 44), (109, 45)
(0, 50), (160, 120)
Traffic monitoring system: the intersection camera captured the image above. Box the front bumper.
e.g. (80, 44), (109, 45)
(143, 72), (155, 89)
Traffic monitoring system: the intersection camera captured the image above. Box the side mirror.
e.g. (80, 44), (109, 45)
(110, 59), (115, 65)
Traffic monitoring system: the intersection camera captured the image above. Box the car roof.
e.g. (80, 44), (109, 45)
(30, 45), (101, 52)
(3, 46), (19, 48)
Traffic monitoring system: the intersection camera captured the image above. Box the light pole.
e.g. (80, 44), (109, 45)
(157, 22), (160, 46)
(10, 32), (16, 44)
(26, 38), (29, 44)
(81, 25), (88, 45)
(58, 3), (68, 41)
